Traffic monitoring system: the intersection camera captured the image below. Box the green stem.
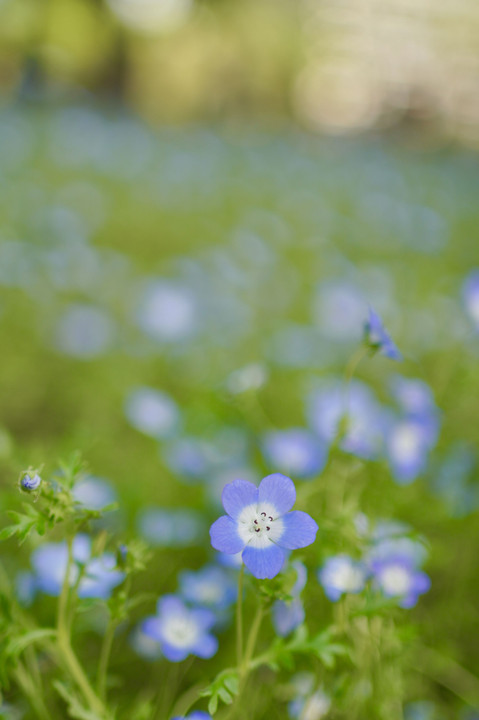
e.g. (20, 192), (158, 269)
(57, 536), (108, 717)
(241, 605), (264, 679)
(236, 565), (244, 669)
(97, 619), (117, 701)
(15, 661), (52, 720)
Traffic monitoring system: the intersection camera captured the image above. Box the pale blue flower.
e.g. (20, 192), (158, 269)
(370, 555), (430, 608)
(125, 387), (180, 439)
(262, 429), (327, 479)
(308, 379), (384, 459)
(73, 476), (116, 510)
(318, 555), (367, 602)
(137, 507), (204, 547)
(142, 595), (218, 662)
(31, 535), (124, 599)
(179, 565), (236, 611)
(210, 475), (318, 580)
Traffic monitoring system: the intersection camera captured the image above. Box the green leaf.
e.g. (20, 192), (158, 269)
(53, 681), (107, 720)
(200, 668), (239, 716)
(7, 629), (57, 660)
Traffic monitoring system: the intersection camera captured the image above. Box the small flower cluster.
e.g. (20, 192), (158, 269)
(318, 519), (430, 609)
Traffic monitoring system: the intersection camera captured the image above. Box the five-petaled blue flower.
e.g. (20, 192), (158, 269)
(142, 595), (218, 662)
(364, 307), (402, 360)
(209, 474), (318, 580)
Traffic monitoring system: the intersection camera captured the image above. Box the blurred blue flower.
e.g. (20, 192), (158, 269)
(308, 379), (384, 459)
(288, 672), (331, 720)
(385, 417), (436, 484)
(164, 437), (210, 482)
(137, 507), (204, 547)
(390, 376), (437, 422)
(272, 560), (307, 636)
(262, 429), (327, 480)
(364, 306), (402, 360)
(370, 554), (430, 608)
(125, 387), (180, 439)
(15, 571), (37, 606)
(318, 555), (367, 601)
(136, 279), (198, 343)
(73, 475), (116, 510)
(431, 445), (479, 517)
(210, 474), (318, 580)
(462, 269), (479, 330)
(171, 713), (212, 720)
(54, 304), (115, 359)
(31, 534), (124, 599)
(179, 565), (236, 611)
(130, 624), (163, 661)
(272, 599), (305, 637)
(313, 280), (366, 342)
(142, 595), (218, 662)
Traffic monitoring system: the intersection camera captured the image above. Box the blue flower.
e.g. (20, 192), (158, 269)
(390, 376), (437, 421)
(19, 472), (41, 493)
(384, 416), (437, 485)
(179, 565), (236, 611)
(171, 713), (212, 720)
(318, 555), (367, 602)
(272, 561), (308, 636)
(142, 595), (218, 662)
(308, 379), (384, 459)
(462, 269), (479, 330)
(73, 475), (116, 510)
(31, 535), (124, 599)
(125, 386), (180, 439)
(370, 554), (430, 608)
(137, 507), (204, 547)
(15, 571), (37, 606)
(364, 307), (402, 360)
(136, 279), (198, 343)
(262, 429), (327, 480)
(209, 474), (318, 580)
(164, 437), (210, 482)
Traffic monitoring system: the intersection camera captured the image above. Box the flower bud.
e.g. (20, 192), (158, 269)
(19, 472), (42, 493)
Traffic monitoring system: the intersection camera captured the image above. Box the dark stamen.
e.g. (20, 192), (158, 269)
(266, 526), (271, 531)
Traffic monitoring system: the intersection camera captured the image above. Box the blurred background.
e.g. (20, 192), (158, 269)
(1, 0), (479, 141)
(1, 1), (479, 720)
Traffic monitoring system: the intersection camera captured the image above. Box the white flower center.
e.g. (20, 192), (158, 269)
(380, 565), (411, 596)
(162, 614), (199, 649)
(389, 424), (421, 462)
(330, 562), (365, 593)
(237, 503), (284, 548)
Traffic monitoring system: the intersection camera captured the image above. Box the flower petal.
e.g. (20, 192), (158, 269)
(276, 511), (318, 550)
(190, 608), (216, 632)
(258, 473), (296, 516)
(141, 616), (162, 642)
(242, 542), (285, 579)
(161, 641), (189, 662)
(210, 515), (245, 554)
(222, 479), (258, 519)
(191, 632), (219, 659)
